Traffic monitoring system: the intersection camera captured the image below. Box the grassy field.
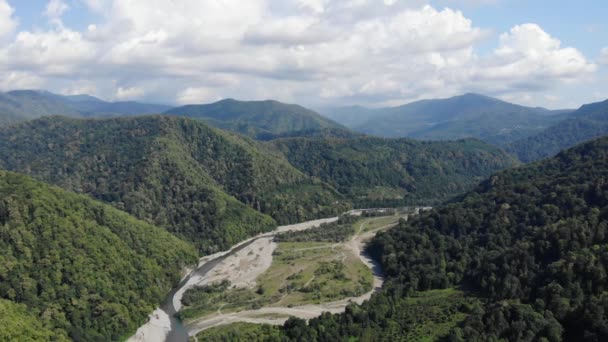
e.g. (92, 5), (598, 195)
(180, 212), (402, 323)
(179, 241), (373, 321)
(357, 215), (403, 233)
(259, 242), (372, 306)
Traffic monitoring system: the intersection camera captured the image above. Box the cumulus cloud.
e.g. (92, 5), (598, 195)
(472, 24), (595, 93)
(0, 1), (597, 107)
(0, 0), (17, 38)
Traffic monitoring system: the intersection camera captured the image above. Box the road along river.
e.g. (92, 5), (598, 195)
(128, 208), (426, 342)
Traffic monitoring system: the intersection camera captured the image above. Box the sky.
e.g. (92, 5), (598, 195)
(0, 0), (606, 109)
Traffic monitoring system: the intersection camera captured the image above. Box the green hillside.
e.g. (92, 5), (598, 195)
(0, 90), (81, 126)
(0, 90), (171, 126)
(270, 135), (518, 205)
(212, 135), (608, 341)
(0, 116), (347, 252)
(165, 98), (345, 139)
(507, 98), (608, 162)
(0, 170), (197, 341)
(338, 93), (570, 145)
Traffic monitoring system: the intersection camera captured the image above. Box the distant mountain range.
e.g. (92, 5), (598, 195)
(3, 89), (607, 165)
(506, 98), (608, 162)
(165, 98), (345, 139)
(0, 90), (170, 126)
(321, 93), (572, 146)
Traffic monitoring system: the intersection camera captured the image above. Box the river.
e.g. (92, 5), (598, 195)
(128, 208), (424, 342)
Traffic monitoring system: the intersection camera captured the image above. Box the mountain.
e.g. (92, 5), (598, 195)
(325, 93), (571, 146)
(0, 170), (197, 341)
(269, 135), (518, 206)
(318, 105), (378, 128)
(221, 135), (608, 341)
(0, 116), (347, 253)
(164, 98), (346, 139)
(0, 90), (81, 125)
(0, 90), (170, 126)
(506, 98), (608, 162)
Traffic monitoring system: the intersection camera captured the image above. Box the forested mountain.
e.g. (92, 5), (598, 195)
(225, 135), (608, 341)
(0, 116), (347, 253)
(325, 93), (571, 146)
(507, 98), (608, 162)
(0, 90), (81, 126)
(0, 170), (197, 341)
(0, 90), (170, 126)
(49, 92), (171, 117)
(164, 98), (345, 139)
(269, 136), (518, 206)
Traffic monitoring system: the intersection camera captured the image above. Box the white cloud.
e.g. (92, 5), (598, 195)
(0, 71), (44, 91)
(599, 47), (608, 65)
(3, 28), (96, 75)
(0, 0), (17, 38)
(115, 86), (145, 100)
(176, 87), (222, 105)
(0, 1), (597, 107)
(475, 24), (595, 85)
(45, 0), (69, 19)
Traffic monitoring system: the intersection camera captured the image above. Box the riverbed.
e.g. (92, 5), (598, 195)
(128, 209), (416, 342)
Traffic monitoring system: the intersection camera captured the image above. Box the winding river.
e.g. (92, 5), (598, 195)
(128, 208), (424, 342)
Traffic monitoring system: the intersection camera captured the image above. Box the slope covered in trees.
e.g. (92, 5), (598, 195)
(0, 116), (346, 252)
(270, 135), (518, 205)
(164, 98), (345, 139)
(326, 93), (570, 146)
(0, 90), (170, 126)
(211, 136), (608, 341)
(507, 98), (608, 162)
(0, 171), (197, 341)
(0, 90), (81, 126)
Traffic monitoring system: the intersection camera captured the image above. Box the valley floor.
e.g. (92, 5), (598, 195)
(129, 209), (422, 342)
(185, 213), (408, 339)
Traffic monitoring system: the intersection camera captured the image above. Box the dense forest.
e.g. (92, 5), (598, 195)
(199, 136), (608, 341)
(507, 98), (608, 162)
(0, 116), (347, 253)
(165, 98), (344, 139)
(0, 171), (197, 341)
(270, 135), (518, 205)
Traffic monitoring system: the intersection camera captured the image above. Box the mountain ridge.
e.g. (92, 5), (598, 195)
(322, 93), (572, 145)
(506, 98), (608, 162)
(164, 98), (346, 139)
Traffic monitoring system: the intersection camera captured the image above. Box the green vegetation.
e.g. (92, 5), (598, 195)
(345, 93), (570, 146)
(179, 215), (383, 321)
(270, 135), (518, 205)
(210, 135), (608, 341)
(165, 98), (345, 140)
(0, 90), (170, 126)
(192, 322), (283, 342)
(0, 170), (197, 341)
(275, 215), (358, 243)
(0, 299), (63, 342)
(0, 90), (80, 126)
(0, 115), (347, 253)
(507, 98), (608, 162)
(194, 289), (473, 342)
(179, 241), (373, 321)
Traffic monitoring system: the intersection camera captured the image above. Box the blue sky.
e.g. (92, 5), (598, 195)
(0, 0), (606, 109)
